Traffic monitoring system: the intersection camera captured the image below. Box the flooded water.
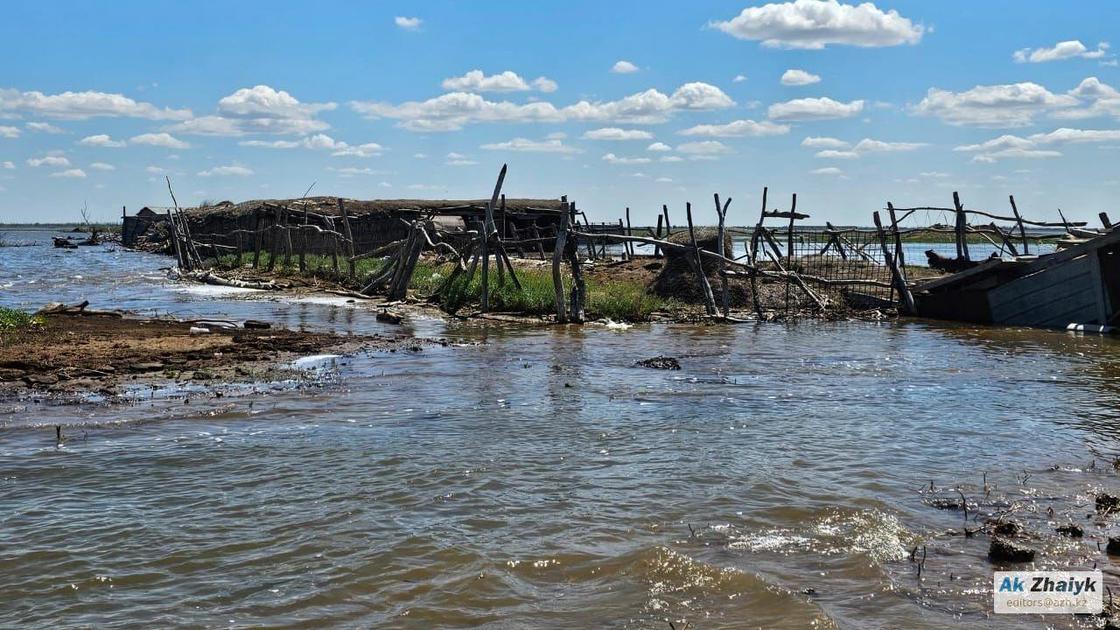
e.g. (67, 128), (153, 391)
(2, 230), (1119, 628)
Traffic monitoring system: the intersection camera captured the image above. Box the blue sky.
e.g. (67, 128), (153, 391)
(1, 0), (1118, 225)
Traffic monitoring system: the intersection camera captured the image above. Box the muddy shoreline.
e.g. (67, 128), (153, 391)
(0, 308), (447, 402)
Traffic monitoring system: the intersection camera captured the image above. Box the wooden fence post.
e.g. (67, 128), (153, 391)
(686, 202), (717, 315)
(1008, 195), (1028, 255)
(552, 200), (570, 323)
(874, 211), (916, 314)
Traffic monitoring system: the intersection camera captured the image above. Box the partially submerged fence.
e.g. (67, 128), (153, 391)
(155, 167), (1108, 322)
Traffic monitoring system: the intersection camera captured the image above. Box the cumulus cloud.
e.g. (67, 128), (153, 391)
(395, 16), (422, 31)
(780, 69), (821, 86)
(169, 85), (335, 136)
(130, 132), (190, 149)
(27, 155), (70, 167)
(581, 127), (653, 140)
(602, 153), (651, 165)
(50, 168), (86, 178)
(801, 136), (850, 149)
(709, 0), (924, 49)
(647, 142), (672, 152)
(78, 134), (126, 148)
(445, 152), (478, 166)
(351, 82), (733, 131)
(733, 74), (748, 83)
(239, 133), (383, 157)
(811, 138), (926, 159)
(811, 167), (844, 175)
(328, 166), (379, 177)
(26, 121), (64, 133)
(197, 165), (253, 177)
(954, 126), (1120, 162)
(1013, 40), (1110, 63)
(89, 162), (115, 171)
(768, 97), (864, 121)
(480, 137), (581, 153)
(0, 88), (191, 120)
(1, 161), (14, 169)
(0, 125), (19, 138)
(611, 60), (640, 74)
(441, 70), (558, 93)
(677, 140), (733, 156)
(678, 119), (790, 137)
(912, 81), (1078, 127)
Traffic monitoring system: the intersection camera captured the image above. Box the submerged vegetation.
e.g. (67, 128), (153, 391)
(0, 307), (44, 331)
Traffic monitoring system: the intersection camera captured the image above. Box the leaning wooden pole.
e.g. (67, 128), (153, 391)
(953, 191), (970, 261)
(714, 193), (731, 319)
(874, 211), (916, 315)
(887, 202), (906, 269)
(1008, 195), (1029, 255)
(337, 198), (357, 279)
(552, 200), (570, 323)
(686, 202), (717, 316)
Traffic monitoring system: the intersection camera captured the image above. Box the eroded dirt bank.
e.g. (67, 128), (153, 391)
(0, 308), (441, 400)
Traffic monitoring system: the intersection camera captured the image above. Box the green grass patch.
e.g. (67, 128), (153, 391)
(0, 307), (44, 331)
(414, 261), (678, 321)
(215, 251), (680, 321)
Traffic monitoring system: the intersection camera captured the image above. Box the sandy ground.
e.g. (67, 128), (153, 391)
(0, 311), (439, 399)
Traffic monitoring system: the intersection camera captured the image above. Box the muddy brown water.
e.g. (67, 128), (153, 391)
(2, 231), (1119, 628)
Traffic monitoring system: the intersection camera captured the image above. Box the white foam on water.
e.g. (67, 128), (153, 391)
(292, 354), (341, 370)
(172, 284), (263, 296)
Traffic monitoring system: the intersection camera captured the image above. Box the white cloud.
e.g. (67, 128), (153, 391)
(954, 126), (1120, 162)
(801, 136), (850, 149)
(78, 134), (126, 147)
(814, 149), (859, 159)
(1054, 77), (1120, 120)
(912, 81), (1078, 127)
(351, 82), (733, 131)
(851, 138), (927, 153)
(812, 138), (926, 159)
(710, 0), (924, 49)
(445, 152), (478, 166)
(733, 74), (748, 83)
(1013, 40), (1110, 63)
(582, 127), (653, 140)
(660, 155), (684, 162)
(27, 155), (70, 167)
(532, 77), (559, 93)
(442, 70), (527, 92)
(130, 132), (190, 149)
(811, 167), (844, 175)
(441, 70), (558, 94)
(647, 142), (672, 152)
(328, 166), (377, 177)
(50, 168), (86, 178)
(395, 16), (422, 31)
(26, 121), (64, 133)
(145, 166), (167, 175)
(768, 97), (864, 121)
(0, 125), (19, 138)
(0, 88), (191, 120)
(89, 162), (115, 171)
(611, 60), (639, 74)
(1, 161), (14, 169)
(480, 137), (581, 153)
(169, 85), (335, 136)
(197, 165), (253, 177)
(678, 119), (790, 137)
(655, 176), (673, 182)
(780, 69), (821, 86)
(677, 140), (733, 156)
(602, 153), (651, 165)
(240, 133), (383, 157)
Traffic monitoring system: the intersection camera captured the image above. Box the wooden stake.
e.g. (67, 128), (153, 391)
(686, 202), (717, 315)
(953, 191), (970, 261)
(714, 193), (731, 318)
(874, 211), (916, 314)
(1009, 195), (1029, 255)
(552, 200), (570, 323)
(887, 202), (906, 269)
(337, 198), (357, 279)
